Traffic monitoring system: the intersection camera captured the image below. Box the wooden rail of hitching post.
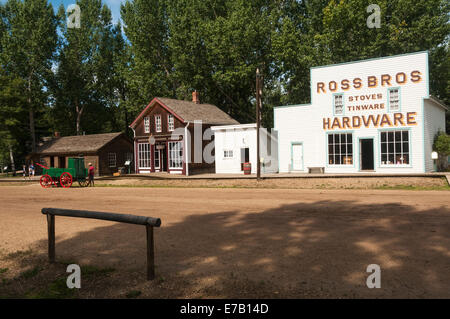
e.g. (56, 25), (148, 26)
(41, 208), (161, 280)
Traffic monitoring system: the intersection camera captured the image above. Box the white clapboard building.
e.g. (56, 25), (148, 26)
(211, 124), (278, 174)
(274, 51), (448, 173)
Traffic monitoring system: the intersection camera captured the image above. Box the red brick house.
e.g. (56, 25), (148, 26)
(130, 92), (239, 175)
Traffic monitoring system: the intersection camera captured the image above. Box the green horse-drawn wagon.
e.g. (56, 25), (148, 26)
(38, 157), (89, 188)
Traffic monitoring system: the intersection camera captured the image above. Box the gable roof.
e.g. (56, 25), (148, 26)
(34, 132), (125, 155)
(130, 97), (239, 128)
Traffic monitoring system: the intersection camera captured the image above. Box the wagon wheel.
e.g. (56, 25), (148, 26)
(60, 172), (73, 188)
(77, 177), (89, 187)
(40, 174), (53, 188)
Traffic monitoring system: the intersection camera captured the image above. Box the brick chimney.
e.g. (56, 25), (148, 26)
(192, 90), (200, 104)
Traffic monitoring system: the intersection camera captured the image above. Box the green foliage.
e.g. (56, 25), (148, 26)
(0, 0), (449, 163)
(272, 0), (450, 110)
(52, 0), (117, 135)
(0, 0), (59, 151)
(27, 277), (76, 299)
(19, 266), (42, 279)
(433, 131), (450, 156)
(0, 69), (28, 168)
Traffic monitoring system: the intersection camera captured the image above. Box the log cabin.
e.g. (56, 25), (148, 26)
(29, 132), (134, 176)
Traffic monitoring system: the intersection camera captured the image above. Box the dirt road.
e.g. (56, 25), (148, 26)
(0, 185), (449, 298)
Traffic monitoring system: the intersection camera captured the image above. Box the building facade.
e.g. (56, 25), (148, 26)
(274, 51), (448, 173)
(211, 124), (278, 174)
(130, 92), (239, 175)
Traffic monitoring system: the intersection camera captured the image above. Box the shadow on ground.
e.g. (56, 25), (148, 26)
(1, 200), (449, 298)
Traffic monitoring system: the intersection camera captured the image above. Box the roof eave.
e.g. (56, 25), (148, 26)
(426, 96), (449, 112)
(130, 97), (186, 128)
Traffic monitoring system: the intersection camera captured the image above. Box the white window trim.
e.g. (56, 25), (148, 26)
(168, 141), (183, 169)
(144, 116), (150, 133)
(138, 142), (151, 169)
(168, 114), (175, 132)
(223, 150), (234, 159)
(327, 133), (353, 166)
(388, 88), (400, 111)
(334, 94), (344, 116)
(380, 130), (410, 166)
(154, 148), (161, 169)
(155, 115), (162, 133)
(108, 153), (117, 167)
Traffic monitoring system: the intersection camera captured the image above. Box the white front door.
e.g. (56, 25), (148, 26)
(292, 144), (303, 171)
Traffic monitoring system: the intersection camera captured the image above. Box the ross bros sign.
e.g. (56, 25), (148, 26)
(316, 70), (422, 94)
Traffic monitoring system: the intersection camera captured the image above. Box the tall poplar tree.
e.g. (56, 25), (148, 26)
(0, 0), (58, 151)
(54, 0), (115, 135)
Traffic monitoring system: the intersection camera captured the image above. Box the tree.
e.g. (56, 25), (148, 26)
(121, 0), (173, 114)
(109, 22), (134, 136)
(272, 0), (450, 114)
(0, 0), (58, 152)
(200, 0), (278, 125)
(0, 68), (28, 173)
(122, 0), (281, 127)
(53, 0), (116, 135)
(433, 131), (450, 171)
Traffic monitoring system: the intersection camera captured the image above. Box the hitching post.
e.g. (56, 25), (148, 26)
(146, 225), (155, 280)
(47, 214), (55, 263)
(41, 208), (161, 280)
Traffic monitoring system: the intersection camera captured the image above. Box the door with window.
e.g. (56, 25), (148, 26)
(291, 143), (303, 171)
(168, 141), (183, 171)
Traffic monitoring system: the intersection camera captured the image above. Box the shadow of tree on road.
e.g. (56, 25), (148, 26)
(2, 199), (450, 298)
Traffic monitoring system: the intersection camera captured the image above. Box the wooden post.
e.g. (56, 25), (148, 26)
(256, 68), (262, 180)
(41, 208), (161, 279)
(47, 214), (55, 263)
(146, 225), (155, 280)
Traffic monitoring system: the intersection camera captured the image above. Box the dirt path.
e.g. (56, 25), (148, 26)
(0, 185), (449, 298)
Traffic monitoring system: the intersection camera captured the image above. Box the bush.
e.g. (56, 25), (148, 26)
(433, 132), (450, 171)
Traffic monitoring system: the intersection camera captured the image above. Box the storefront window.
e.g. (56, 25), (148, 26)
(169, 141), (183, 169)
(138, 143), (151, 168)
(380, 130), (409, 165)
(328, 133), (353, 165)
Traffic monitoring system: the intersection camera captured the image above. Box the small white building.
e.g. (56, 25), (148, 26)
(211, 124), (278, 174)
(274, 51), (448, 173)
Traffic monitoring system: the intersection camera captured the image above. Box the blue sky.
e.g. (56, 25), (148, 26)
(1, 0), (128, 24)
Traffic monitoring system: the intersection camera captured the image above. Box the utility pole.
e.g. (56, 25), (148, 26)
(256, 68), (263, 180)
